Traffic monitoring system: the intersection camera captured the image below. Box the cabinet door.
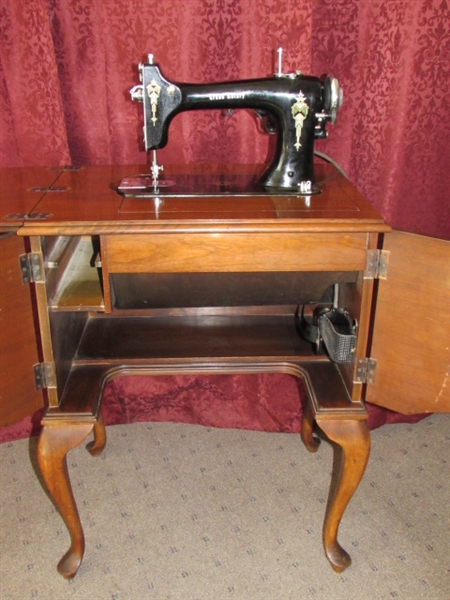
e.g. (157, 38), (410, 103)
(0, 234), (43, 426)
(366, 230), (449, 414)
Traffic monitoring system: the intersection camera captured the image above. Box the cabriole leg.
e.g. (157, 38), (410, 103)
(86, 409), (107, 456)
(316, 418), (370, 572)
(37, 422), (94, 579)
(301, 399), (321, 453)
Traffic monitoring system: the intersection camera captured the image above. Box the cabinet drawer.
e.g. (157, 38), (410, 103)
(102, 232), (368, 273)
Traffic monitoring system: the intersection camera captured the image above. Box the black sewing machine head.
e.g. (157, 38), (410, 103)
(128, 53), (343, 195)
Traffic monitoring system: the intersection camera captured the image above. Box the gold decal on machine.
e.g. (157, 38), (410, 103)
(147, 79), (161, 125)
(291, 92), (309, 150)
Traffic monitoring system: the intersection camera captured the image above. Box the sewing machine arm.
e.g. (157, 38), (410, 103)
(131, 62), (342, 192)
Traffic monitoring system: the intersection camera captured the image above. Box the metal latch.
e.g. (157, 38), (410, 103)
(33, 363), (56, 389)
(19, 253), (44, 284)
(354, 358), (377, 384)
(364, 250), (389, 280)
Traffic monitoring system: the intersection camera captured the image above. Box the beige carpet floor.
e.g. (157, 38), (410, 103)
(1, 413), (449, 600)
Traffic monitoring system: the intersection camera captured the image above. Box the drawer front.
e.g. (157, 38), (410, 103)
(102, 232), (368, 273)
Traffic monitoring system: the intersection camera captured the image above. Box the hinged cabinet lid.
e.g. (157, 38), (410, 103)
(366, 230), (449, 414)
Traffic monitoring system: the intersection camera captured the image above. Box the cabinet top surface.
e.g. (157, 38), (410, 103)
(0, 163), (390, 234)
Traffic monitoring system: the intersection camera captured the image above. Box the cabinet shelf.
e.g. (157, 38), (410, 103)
(75, 313), (315, 361)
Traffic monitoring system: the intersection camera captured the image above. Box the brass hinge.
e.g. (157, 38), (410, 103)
(19, 253), (44, 284)
(33, 363), (56, 390)
(364, 249), (390, 280)
(354, 358), (377, 384)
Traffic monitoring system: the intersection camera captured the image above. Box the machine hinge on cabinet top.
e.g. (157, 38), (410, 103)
(33, 363), (56, 390)
(364, 249), (390, 279)
(19, 252), (44, 284)
(354, 358), (377, 384)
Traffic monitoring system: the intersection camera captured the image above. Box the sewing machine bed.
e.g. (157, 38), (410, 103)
(117, 172), (262, 196)
(113, 164), (361, 221)
(117, 171), (328, 197)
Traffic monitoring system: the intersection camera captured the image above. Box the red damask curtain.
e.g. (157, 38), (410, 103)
(312, 0), (450, 239)
(1, 0), (449, 238)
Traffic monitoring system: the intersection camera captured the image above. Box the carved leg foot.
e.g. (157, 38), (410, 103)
(37, 422), (94, 579)
(86, 410), (107, 457)
(317, 419), (370, 572)
(301, 400), (321, 453)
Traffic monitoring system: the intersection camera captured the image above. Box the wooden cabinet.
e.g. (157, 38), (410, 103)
(0, 164), (448, 578)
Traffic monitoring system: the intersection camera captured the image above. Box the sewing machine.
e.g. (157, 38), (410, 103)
(123, 51), (343, 195)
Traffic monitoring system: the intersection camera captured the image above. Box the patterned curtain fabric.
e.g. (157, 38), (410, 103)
(312, 0), (450, 238)
(1, 0), (449, 238)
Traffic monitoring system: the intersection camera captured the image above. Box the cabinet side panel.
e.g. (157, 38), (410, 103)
(0, 234), (43, 426)
(367, 231), (449, 414)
